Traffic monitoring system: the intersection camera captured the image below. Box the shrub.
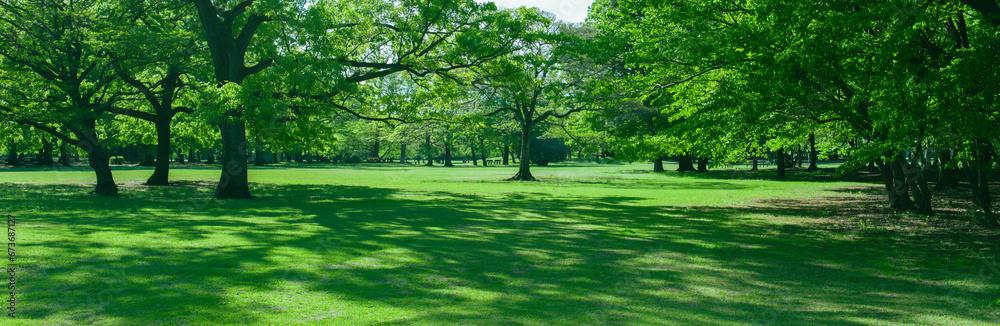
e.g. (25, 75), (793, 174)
(530, 137), (568, 166)
(344, 154), (363, 164)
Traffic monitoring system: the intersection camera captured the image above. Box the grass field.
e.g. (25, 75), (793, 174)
(1, 162), (998, 325)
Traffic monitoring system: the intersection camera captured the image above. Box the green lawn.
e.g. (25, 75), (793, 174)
(1, 163), (997, 325)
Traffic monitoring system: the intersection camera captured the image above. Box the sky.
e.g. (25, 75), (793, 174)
(475, 0), (597, 23)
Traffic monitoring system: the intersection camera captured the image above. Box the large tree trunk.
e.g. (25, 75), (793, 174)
(807, 133), (819, 171)
(87, 147), (118, 196)
(776, 149), (787, 180)
(897, 156), (933, 216)
(73, 127), (118, 196)
(751, 156), (758, 171)
(471, 146), (478, 166)
(875, 159), (902, 210)
(189, 149), (200, 163)
(697, 157), (709, 172)
(653, 155), (665, 172)
(677, 155), (695, 172)
(509, 124), (535, 181)
(399, 143), (407, 164)
(146, 120), (173, 185)
(875, 155), (916, 211)
(214, 117), (253, 199)
(192, 0), (277, 200)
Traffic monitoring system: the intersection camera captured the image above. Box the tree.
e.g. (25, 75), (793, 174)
(0, 0), (137, 196)
(189, 0), (536, 197)
(113, 65), (196, 185)
(100, 3), (201, 185)
(478, 16), (601, 180)
(590, 0), (1000, 222)
(587, 0), (765, 174)
(188, 0), (285, 199)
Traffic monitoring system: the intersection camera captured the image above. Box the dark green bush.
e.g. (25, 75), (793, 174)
(530, 137), (568, 166)
(344, 154), (363, 164)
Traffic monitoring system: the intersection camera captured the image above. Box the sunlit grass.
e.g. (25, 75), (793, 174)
(0, 162), (997, 325)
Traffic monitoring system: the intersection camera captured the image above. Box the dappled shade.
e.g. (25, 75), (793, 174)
(3, 176), (997, 325)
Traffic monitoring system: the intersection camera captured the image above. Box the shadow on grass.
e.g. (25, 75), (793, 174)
(0, 163), (422, 173)
(439, 176), (761, 191)
(4, 183), (999, 325)
(651, 167), (885, 183)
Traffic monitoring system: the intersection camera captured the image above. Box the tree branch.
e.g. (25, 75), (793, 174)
(960, 0), (1000, 26)
(811, 117), (845, 124)
(537, 106), (587, 123)
(222, 0), (256, 29)
(235, 14), (272, 55)
(108, 106), (157, 122)
(18, 120), (79, 145)
(485, 107), (515, 117)
(116, 68), (160, 109)
(651, 63), (729, 92)
(244, 58), (274, 77)
(317, 103), (418, 123)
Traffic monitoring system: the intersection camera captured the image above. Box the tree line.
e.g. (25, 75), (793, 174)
(584, 0), (1000, 225)
(1, 0), (998, 225)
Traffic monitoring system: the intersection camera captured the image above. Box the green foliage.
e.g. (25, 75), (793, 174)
(529, 137), (568, 166)
(343, 154), (363, 164)
(1, 0), (997, 215)
(588, 0), (999, 186)
(545, 114), (606, 161)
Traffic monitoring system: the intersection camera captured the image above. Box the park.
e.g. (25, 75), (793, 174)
(1, 0), (999, 325)
(1, 161), (999, 325)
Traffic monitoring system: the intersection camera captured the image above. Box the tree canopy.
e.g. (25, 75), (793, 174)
(1, 0), (997, 224)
